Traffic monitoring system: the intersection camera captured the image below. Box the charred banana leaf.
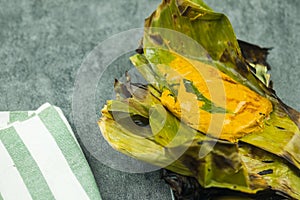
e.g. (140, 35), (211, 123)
(98, 0), (300, 199)
(131, 0), (300, 168)
(99, 81), (300, 199)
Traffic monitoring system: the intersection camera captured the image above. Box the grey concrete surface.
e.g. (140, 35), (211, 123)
(0, 0), (299, 200)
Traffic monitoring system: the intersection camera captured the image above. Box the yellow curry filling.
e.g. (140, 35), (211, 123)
(156, 52), (273, 142)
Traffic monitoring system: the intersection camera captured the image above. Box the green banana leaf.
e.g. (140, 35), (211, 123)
(130, 0), (300, 169)
(98, 0), (300, 198)
(143, 0), (268, 97)
(98, 80), (300, 199)
(142, 0), (300, 126)
(130, 51), (273, 142)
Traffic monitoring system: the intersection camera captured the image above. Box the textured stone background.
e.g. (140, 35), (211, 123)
(0, 0), (299, 199)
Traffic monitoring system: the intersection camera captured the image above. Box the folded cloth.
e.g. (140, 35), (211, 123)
(0, 103), (102, 200)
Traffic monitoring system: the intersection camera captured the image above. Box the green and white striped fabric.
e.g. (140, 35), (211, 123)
(0, 103), (102, 200)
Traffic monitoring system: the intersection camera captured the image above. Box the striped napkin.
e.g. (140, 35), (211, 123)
(0, 103), (102, 200)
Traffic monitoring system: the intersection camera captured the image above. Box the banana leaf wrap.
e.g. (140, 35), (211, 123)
(99, 81), (300, 199)
(98, 0), (300, 199)
(133, 0), (300, 168)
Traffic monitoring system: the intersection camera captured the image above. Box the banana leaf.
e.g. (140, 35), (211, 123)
(98, 0), (300, 198)
(130, 0), (300, 169)
(162, 169), (296, 200)
(142, 0), (300, 123)
(130, 52), (273, 142)
(98, 80), (300, 199)
(143, 0), (268, 97)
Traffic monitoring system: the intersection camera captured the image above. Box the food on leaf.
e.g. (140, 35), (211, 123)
(98, 0), (300, 199)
